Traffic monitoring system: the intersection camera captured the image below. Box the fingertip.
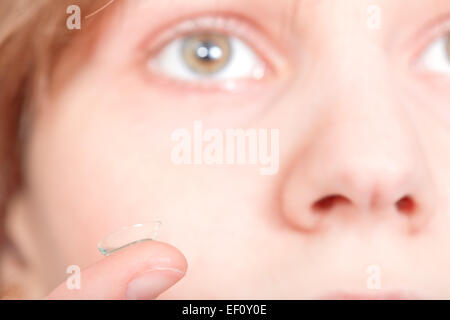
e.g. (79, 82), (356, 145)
(46, 240), (187, 299)
(107, 240), (188, 274)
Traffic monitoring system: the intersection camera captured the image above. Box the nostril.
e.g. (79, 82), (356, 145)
(312, 195), (352, 212)
(396, 195), (415, 215)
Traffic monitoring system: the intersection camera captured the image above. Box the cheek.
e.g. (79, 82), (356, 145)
(24, 78), (179, 273)
(23, 74), (278, 286)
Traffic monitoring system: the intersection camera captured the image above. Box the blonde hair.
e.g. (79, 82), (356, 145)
(0, 0), (110, 298)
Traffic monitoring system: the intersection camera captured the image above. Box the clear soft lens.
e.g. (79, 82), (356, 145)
(98, 221), (162, 256)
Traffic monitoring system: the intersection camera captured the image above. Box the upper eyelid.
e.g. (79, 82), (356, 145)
(148, 16), (246, 48)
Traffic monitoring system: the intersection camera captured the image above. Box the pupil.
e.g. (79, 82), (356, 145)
(196, 41), (223, 62)
(183, 34), (231, 74)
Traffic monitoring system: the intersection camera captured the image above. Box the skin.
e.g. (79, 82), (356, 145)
(3, 0), (450, 299)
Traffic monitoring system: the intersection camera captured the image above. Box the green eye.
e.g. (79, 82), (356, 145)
(182, 33), (232, 75)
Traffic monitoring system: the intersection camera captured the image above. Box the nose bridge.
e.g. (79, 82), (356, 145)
(329, 84), (414, 164)
(324, 56), (415, 150)
(324, 26), (417, 154)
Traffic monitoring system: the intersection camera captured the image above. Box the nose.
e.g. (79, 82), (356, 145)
(279, 89), (436, 234)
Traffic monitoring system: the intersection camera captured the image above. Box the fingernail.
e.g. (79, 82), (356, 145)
(126, 268), (185, 300)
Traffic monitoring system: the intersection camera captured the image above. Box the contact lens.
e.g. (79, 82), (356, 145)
(97, 221), (162, 256)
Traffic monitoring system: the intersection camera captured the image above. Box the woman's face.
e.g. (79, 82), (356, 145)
(12, 0), (450, 298)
